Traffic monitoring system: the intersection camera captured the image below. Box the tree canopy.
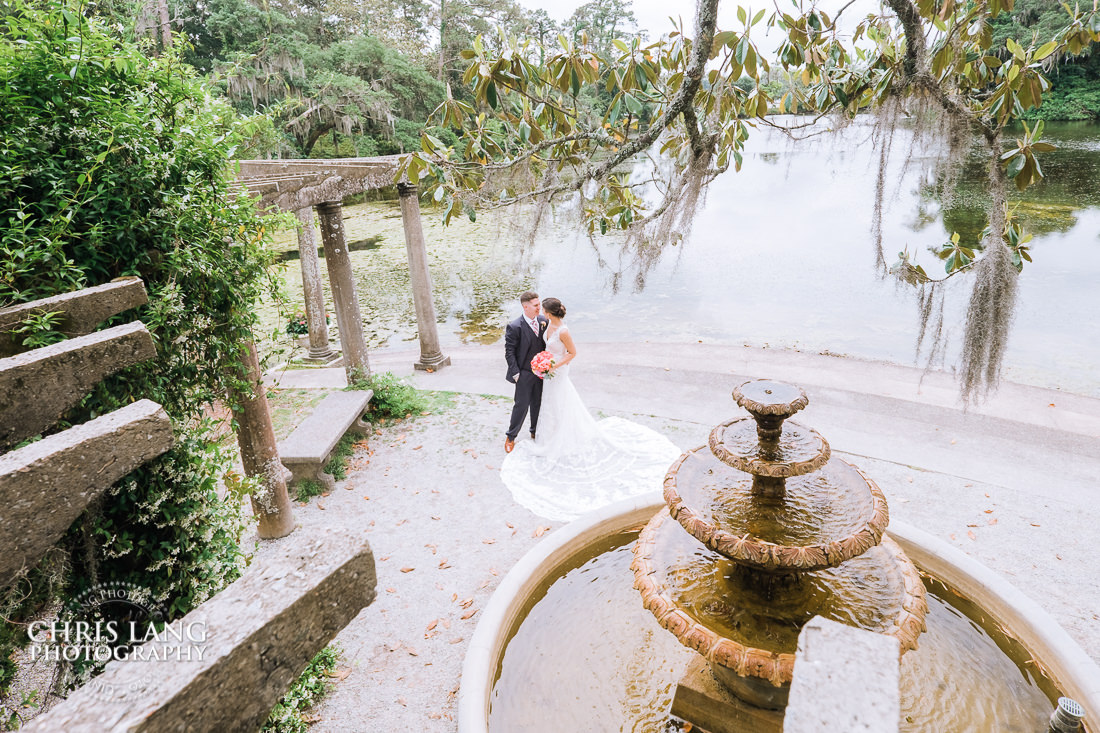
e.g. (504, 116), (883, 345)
(399, 0), (1100, 401)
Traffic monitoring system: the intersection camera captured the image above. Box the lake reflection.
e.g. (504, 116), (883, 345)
(275, 117), (1100, 396)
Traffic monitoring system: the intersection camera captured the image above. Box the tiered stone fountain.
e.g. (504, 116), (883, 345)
(631, 379), (929, 711)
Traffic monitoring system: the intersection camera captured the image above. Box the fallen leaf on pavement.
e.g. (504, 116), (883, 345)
(439, 559), (451, 569)
(431, 515), (441, 521)
(426, 620), (438, 631)
(988, 518), (998, 525)
(450, 637), (463, 644)
(331, 667), (352, 681)
(479, 579), (491, 589)
(506, 522), (514, 528)
(967, 530), (976, 540)
(400, 567), (415, 573)
(413, 445), (423, 450)
(461, 609), (477, 620)
(317, 502), (325, 510)
(386, 587), (396, 593)
(1030, 523), (1041, 527)
(425, 543), (437, 554)
(459, 598), (474, 608)
(983, 509), (994, 513)
(482, 538), (496, 545)
(533, 526), (550, 537)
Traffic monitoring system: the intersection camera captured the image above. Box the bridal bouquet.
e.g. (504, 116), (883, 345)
(531, 350), (556, 379)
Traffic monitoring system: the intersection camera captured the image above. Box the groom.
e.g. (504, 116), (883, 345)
(503, 290), (548, 453)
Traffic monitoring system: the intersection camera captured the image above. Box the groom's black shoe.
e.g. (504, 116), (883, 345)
(505, 437), (515, 453)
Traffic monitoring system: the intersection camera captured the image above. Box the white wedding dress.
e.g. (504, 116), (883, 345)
(500, 326), (683, 522)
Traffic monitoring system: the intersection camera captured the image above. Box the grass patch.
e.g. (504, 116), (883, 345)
(262, 644), (341, 733)
(293, 479), (325, 503)
(322, 434), (356, 483)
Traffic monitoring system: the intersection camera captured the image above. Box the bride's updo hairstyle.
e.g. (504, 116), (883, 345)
(542, 297), (566, 319)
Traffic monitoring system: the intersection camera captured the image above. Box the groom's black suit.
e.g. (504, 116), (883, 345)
(504, 314), (548, 440)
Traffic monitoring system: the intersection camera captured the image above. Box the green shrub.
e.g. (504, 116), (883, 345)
(0, 0), (277, 678)
(350, 372), (428, 422)
(262, 645), (341, 733)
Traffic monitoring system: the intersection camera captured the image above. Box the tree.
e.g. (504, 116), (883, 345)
(566, 0), (641, 55)
(400, 0), (1100, 402)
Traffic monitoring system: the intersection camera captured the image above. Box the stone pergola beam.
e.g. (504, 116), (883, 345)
(24, 526), (377, 732)
(235, 157), (404, 212)
(0, 399), (173, 589)
(0, 321), (156, 450)
(0, 277), (148, 357)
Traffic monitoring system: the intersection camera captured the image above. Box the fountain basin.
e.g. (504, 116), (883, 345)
(665, 450), (890, 571)
(458, 493), (1100, 732)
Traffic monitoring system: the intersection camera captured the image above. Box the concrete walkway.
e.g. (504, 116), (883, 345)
(263, 343), (1100, 729)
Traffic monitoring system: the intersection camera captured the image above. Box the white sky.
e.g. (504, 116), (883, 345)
(514, 0), (883, 49)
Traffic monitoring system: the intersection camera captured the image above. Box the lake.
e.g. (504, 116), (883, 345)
(268, 116), (1100, 397)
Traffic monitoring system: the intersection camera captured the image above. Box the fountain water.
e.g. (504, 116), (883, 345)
(632, 379), (927, 710)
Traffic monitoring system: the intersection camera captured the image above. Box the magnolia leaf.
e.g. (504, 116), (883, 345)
(1033, 41), (1057, 61)
(1005, 154), (1025, 179)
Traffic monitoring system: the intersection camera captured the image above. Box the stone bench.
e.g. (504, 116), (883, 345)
(278, 390), (372, 493)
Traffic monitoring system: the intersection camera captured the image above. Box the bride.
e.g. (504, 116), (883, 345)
(500, 297), (682, 522)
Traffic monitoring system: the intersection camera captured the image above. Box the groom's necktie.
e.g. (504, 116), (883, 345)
(530, 318), (539, 336)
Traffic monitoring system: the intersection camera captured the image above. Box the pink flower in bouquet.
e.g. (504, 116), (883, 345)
(531, 350), (556, 379)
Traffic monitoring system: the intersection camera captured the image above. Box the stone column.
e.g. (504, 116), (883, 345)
(295, 208), (337, 363)
(397, 183), (451, 371)
(228, 339), (294, 539)
(315, 200), (370, 383)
